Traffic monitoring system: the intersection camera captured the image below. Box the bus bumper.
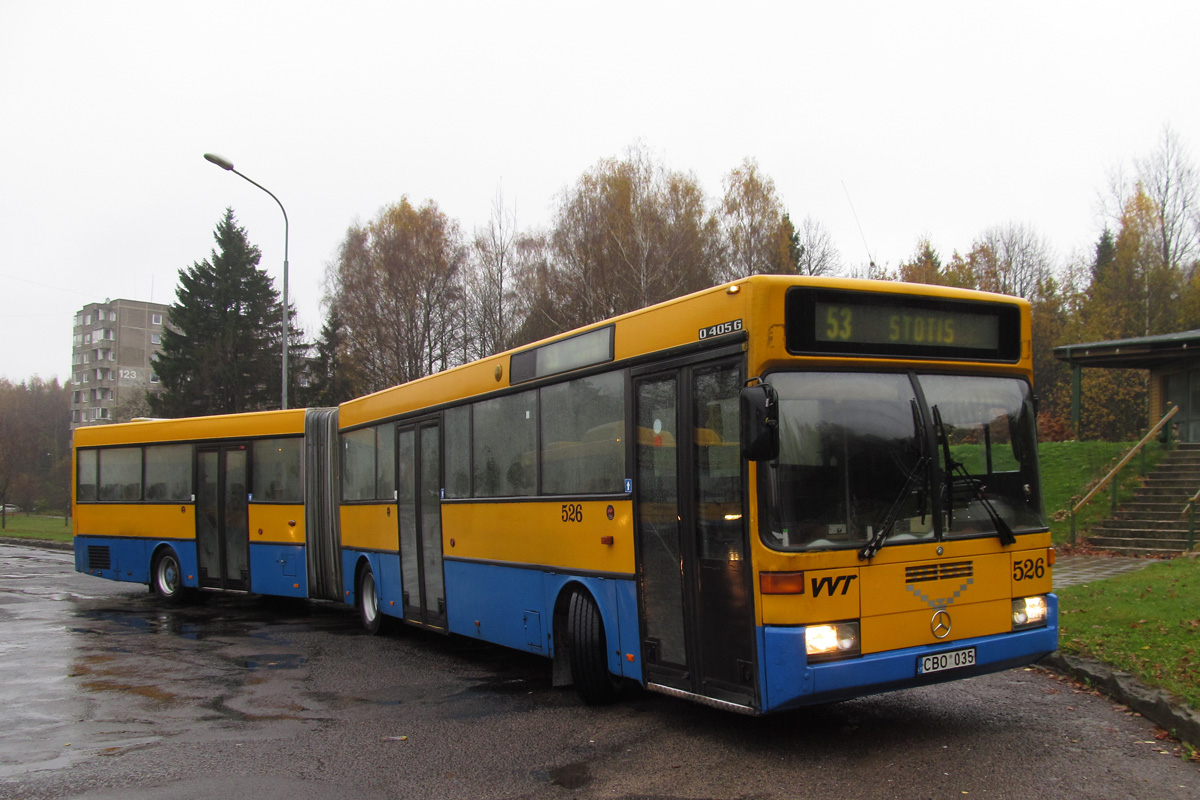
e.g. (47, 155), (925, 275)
(759, 594), (1059, 713)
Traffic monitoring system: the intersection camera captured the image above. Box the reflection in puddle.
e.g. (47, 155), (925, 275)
(71, 653), (181, 703)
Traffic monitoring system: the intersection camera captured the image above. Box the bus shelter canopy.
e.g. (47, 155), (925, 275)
(1053, 329), (1200, 369)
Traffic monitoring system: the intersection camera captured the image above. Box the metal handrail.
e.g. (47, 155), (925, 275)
(1182, 486), (1200, 517)
(1069, 404), (1179, 544)
(1071, 405), (1179, 515)
(1182, 486), (1200, 553)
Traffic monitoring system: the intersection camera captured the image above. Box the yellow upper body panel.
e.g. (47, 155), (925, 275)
(340, 502), (399, 552)
(443, 500), (635, 575)
(74, 503), (196, 539)
(250, 504), (306, 545)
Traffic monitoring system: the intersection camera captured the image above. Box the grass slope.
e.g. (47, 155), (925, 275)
(1057, 557), (1200, 710)
(0, 514), (72, 543)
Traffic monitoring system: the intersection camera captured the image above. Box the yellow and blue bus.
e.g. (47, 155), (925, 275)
(74, 408), (342, 602)
(73, 275), (1056, 714)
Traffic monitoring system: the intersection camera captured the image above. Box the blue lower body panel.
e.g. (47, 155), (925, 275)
(760, 594), (1059, 713)
(77, 535), (313, 599)
(343, 551), (403, 614)
(74, 535), (198, 589)
(340, 550), (405, 618)
(443, 559), (642, 682)
(248, 542), (307, 598)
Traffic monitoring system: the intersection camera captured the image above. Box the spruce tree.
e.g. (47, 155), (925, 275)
(150, 209), (296, 417)
(306, 301), (356, 406)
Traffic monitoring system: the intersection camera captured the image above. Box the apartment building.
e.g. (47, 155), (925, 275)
(70, 299), (171, 428)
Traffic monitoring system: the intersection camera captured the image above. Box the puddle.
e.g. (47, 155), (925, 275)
(239, 653), (307, 670)
(75, 609), (154, 633)
(467, 676), (534, 695)
(548, 761), (592, 790)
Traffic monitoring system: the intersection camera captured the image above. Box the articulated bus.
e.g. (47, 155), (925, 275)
(73, 275), (1057, 714)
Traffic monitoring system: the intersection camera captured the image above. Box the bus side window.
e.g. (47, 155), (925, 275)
(77, 450), (98, 501)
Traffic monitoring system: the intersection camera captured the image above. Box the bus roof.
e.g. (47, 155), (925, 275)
(338, 275), (1030, 430)
(73, 407), (309, 447)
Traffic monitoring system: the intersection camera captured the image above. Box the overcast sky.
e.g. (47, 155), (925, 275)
(3, 1), (1199, 384)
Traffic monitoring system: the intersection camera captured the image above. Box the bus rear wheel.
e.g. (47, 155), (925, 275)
(566, 590), (622, 705)
(358, 565), (383, 635)
(151, 547), (187, 605)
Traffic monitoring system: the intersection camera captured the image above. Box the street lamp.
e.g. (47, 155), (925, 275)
(203, 152), (291, 410)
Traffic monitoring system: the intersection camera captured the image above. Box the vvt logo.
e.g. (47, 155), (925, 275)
(811, 574), (858, 597)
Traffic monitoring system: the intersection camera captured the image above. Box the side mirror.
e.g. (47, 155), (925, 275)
(740, 383), (779, 461)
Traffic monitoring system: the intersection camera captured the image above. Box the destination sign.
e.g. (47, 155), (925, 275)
(813, 302), (999, 350)
(785, 288), (1021, 362)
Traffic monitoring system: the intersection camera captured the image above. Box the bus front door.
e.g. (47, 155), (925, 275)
(196, 445), (250, 591)
(634, 358), (757, 707)
(397, 421), (447, 630)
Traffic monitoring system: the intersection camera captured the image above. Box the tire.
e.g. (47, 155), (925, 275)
(358, 565), (383, 635)
(566, 590), (622, 705)
(151, 547), (187, 605)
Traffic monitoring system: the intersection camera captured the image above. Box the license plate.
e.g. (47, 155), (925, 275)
(918, 647), (976, 675)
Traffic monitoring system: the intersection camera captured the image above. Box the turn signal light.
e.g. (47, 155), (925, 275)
(760, 571), (805, 594)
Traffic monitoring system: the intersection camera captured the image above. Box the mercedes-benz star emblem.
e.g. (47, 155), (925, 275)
(931, 609), (952, 639)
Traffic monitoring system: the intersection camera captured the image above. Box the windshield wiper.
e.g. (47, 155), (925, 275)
(932, 404), (1017, 547)
(859, 400), (930, 561)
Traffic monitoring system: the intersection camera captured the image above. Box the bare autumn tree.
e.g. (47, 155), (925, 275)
(969, 223), (1054, 299)
(0, 377), (71, 523)
(508, 231), (560, 346)
(1060, 191), (1182, 441)
(326, 198), (467, 394)
(794, 214), (841, 276)
(1135, 126), (1200, 281)
(463, 190), (524, 360)
(545, 144), (720, 333)
(1079, 189), (1182, 341)
(1102, 127), (1200, 288)
(1099, 128), (1200, 338)
(0, 379), (26, 525)
(1028, 274), (1072, 438)
(719, 158), (798, 279)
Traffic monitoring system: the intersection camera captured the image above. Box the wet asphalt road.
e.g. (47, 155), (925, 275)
(3, 542), (1200, 800)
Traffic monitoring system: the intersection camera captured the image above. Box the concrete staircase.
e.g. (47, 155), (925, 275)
(1086, 443), (1200, 556)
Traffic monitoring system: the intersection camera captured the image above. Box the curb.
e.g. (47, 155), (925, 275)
(0, 536), (73, 551)
(1040, 650), (1200, 748)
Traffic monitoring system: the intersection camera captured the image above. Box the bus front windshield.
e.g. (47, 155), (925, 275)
(759, 371), (1044, 552)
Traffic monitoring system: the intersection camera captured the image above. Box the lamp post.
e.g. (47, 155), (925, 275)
(203, 152), (291, 410)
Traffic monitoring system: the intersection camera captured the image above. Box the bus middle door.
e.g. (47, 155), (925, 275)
(196, 445), (250, 591)
(396, 420), (447, 630)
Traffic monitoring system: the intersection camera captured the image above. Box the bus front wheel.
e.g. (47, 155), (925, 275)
(357, 565), (383, 635)
(566, 590), (622, 705)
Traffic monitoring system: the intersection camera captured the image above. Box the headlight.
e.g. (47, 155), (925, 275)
(1012, 595), (1048, 630)
(805, 621), (861, 662)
